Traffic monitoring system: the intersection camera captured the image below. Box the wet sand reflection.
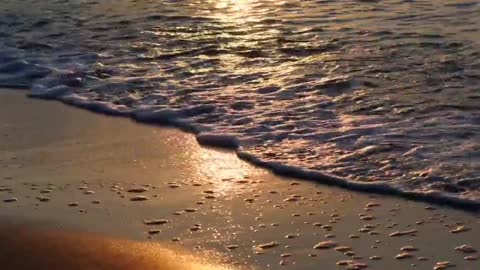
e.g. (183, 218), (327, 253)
(0, 225), (240, 270)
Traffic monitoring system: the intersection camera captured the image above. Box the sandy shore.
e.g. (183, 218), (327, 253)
(0, 89), (479, 270)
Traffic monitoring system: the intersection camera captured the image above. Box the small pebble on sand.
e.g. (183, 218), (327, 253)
(284, 197), (298, 202)
(400, 246), (418, 252)
(143, 219), (169, 225)
(335, 246), (352, 252)
(226, 245), (238, 250)
(455, 244), (476, 253)
(190, 226), (201, 232)
(395, 252), (413, 259)
(127, 187), (148, 193)
(366, 202), (380, 208)
(337, 260), (354, 266)
(464, 255), (478, 261)
(130, 196), (148, 201)
(36, 196), (50, 202)
(450, 226), (470, 234)
(433, 261), (454, 270)
(389, 230), (417, 237)
(313, 241), (337, 249)
(257, 242), (278, 249)
(322, 225), (332, 230)
(285, 234), (297, 239)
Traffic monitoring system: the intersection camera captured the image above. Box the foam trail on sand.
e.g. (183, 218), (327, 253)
(21, 86), (480, 210)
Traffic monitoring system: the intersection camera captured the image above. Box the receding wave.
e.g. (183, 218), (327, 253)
(1, 0), (479, 209)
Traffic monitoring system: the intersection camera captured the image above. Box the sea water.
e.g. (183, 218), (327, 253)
(0, 0), (479, 207)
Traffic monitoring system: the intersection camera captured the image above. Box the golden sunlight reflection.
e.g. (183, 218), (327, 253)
(1, 226), (239, 270)
(207, 0), (260, 22)
(191, 145), (256, 195)
(214, 0), (251, 11)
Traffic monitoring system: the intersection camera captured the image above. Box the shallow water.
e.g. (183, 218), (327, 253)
(0, 0), (479, 205)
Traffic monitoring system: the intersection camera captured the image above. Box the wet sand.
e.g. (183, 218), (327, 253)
(0, 225), (236, 270)
(0, 89), (479, 270)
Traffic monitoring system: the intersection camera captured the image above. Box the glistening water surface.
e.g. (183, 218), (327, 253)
(0, 0), (479, 205)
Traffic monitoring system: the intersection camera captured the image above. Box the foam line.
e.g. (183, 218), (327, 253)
(21, 88), (480, 212)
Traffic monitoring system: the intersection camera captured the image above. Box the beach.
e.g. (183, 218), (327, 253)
(1, 89), (478, 270)
(1, 0), (480, 269)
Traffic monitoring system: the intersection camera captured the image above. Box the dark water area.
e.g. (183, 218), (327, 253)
(0, 0), (479, 205)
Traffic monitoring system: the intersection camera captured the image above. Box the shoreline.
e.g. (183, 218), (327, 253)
(1, 89), (479, 270)
(14, 87), (477, 212)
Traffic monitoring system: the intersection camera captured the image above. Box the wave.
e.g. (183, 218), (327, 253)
(6, 79), (476, 210)
(1, 0), (480, 211)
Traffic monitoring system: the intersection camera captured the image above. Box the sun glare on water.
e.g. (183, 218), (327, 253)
(215, 0), (251, 11)
(209, 0), (254, 21)
(192, 144), (257, 194)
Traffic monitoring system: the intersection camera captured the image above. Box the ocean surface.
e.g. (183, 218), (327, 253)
(1, 0), (479, 207)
